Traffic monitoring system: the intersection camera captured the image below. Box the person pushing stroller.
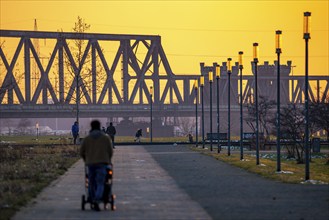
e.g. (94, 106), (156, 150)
(80, 120), (114, 211)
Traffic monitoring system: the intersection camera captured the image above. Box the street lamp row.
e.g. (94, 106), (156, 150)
(191, 12), (310, 180)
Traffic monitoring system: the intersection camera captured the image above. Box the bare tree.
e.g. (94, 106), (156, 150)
(59, 16), (106, 122)
(176, 117), (196, 136)
(245, 95), (275, 149)
(310, 92), (329, 144)
(278, 104), (305, 163)
(16, 118), (32, 135)
(0, 41), (24, 104)
(1, 119), (14, 135)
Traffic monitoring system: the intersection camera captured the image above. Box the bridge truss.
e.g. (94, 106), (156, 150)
(0, 29), (328, 118)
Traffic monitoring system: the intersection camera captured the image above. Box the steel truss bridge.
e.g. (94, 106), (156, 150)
(0, 29), (328, 119)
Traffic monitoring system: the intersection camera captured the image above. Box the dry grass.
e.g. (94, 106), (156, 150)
(0, 144), (80, 220)
(192, 147), (329, 184)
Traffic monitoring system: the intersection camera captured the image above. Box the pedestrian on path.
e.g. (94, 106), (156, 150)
(80, 120), (113, 211)
(71, 121), (79, 144)
(106, 122), (116, 149)
(134, 128), (142, 143)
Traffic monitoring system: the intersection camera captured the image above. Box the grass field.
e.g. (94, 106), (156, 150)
(0, 135), (328, 220)
(0, 144), (80, 220)
(0, 135), (190, 145)
(192, 147), (329, 184)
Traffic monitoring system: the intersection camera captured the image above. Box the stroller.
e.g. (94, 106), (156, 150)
(81, 164), (116, 211)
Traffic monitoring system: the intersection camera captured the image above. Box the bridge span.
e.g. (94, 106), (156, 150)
(0, 29), (328, 119)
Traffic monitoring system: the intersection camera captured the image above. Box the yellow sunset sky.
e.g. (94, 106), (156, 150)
(0, 0), (328, 76)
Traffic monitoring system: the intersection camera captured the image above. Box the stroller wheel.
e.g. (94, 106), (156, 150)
(81, 195), (86, 210)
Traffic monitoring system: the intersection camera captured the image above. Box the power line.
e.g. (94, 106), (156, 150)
(24, 18), (329, 33)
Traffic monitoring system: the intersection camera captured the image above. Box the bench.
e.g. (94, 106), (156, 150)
(206, 133), (227, 141)
(206, 133), (239, 150)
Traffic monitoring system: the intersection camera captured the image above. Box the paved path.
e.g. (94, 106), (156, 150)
(13, 145), (329, 220)
(13, 145), (211, 220)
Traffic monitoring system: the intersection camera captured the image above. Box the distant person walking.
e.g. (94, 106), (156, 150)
(106, 122), (116, 148)
(71, 121), (79, 144)
(80, 120), (113, 211)
(188, 133), (193, 143)
(134, 129), (142, 143)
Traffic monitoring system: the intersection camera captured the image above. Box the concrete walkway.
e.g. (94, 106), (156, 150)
(13, 145), (329, 220)
(12, 145), (211, 220)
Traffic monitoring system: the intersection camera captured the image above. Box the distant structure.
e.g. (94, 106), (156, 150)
(0, 29), (328, 135)
(32, 19), (40, 94)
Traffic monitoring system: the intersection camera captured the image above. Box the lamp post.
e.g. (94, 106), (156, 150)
(253, 43), (260, 165)
(227, 58), (232, 156)
(276, 30), (282, 172)
(150, 86), (153, 143)
(209, 70), (213, 151)
(76, 68), (80, 123)
(194, 79), (199, 147)
(36, 122), (39, 140)
(216, 64), (221, 153)
(238, 51), (244, 160)
(304, 11), (311, 180)
(200, 75), (205, 148)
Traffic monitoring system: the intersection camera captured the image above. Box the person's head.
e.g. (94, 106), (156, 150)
(90, 120), (101, 131)
(110, 122), (113, 126)
(74, 121), (78, 125)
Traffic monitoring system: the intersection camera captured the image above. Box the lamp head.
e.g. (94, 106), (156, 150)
(238, 51), (243, 69)
(209, 71), (213, 82)
(200, 75), (204, 87)
(303, 11), (311, 39)
(275, 30), (282, 53)
(216, 65), (220, 78)
(253, 43), (259, 62)
(150, 86), (153, 96)
(227, 58), (232, 74)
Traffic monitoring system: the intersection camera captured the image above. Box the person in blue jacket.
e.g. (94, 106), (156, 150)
(71, 121), (79, 144)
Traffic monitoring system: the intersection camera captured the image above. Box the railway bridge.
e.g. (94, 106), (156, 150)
(0, 30), (328, 134)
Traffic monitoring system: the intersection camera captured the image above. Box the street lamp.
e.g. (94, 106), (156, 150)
(238, 51), (244, 160)
(253, 42), (260, 165)
(194, 79), (199, 147)
(276, 30), (282, 172)
(76, 68), (80, 123)
(227, 58), (232, 156)
(216, 64), (221, 153)
(150, 86), (153, 143)
(200, 75), (205, 148)
(304, 11), (311, 180)
(209, 69), (213, 151)
(36, 122), (39, 140)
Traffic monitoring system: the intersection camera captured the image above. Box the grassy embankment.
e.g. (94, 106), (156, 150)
(192, 146), (329, 184)
(0, 140), (80, 220)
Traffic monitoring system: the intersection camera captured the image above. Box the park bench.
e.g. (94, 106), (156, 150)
(206, 133), (242, 150)
(206, 132), (227, 141)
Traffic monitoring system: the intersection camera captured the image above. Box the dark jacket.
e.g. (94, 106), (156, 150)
(72, 123), (79, 136)
(106, 125), (116, 136)
(80, 130), (113, 165)
(135, 129), (142, 137)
